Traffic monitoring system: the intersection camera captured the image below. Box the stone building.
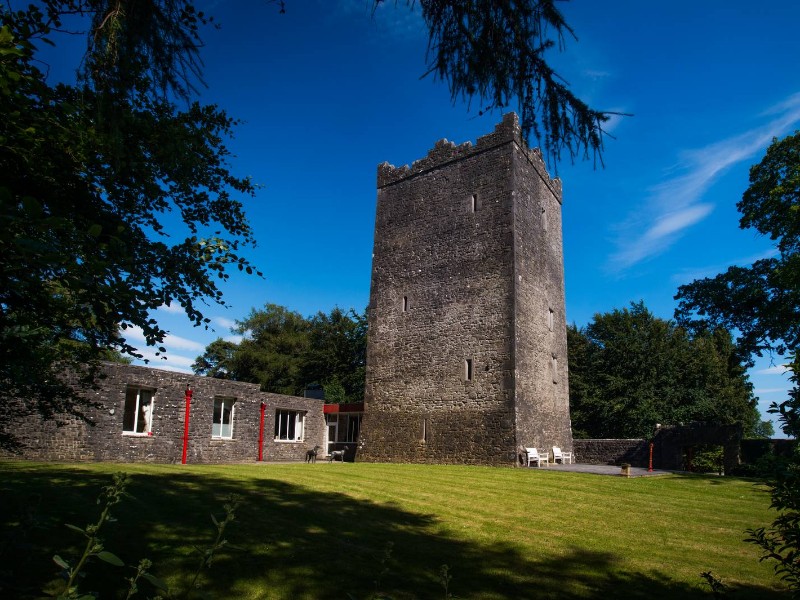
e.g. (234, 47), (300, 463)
(0, 362), (327, 464)
(358, 113), (573, 466)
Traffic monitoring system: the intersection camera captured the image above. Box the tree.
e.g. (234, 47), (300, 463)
(2, 0), (609, 410)
(192, 304), (368, 402)
(675, 131), (799, 363)
(675, 132), (799, 594)
(568, 301), (760, 439)
(225, 304), (310, 396)
(1, 3), (259, 409)
(745, 355), (800, 595)
(304, 307), (367, 404)
(411, 0), (616, 165)
(191, 338), (238, 379)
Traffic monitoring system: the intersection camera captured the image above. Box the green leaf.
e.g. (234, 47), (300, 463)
(53, 554), (70, 569)
(88, 224), (102, 237)
(210, 512), (219, 527)
(21, 195), (42, 217)
(64, 523), (87, 536)
(95, 550), (124, 566)
(142, 572), (170, 591)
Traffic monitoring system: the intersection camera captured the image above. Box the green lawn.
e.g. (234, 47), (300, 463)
(0, 461), (787, 599)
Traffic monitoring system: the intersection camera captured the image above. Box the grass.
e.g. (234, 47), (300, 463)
(0, 460), (787, 599)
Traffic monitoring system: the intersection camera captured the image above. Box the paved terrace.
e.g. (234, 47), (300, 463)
(529, 463), (672, 477)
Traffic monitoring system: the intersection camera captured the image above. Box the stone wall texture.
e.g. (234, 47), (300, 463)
(0, 363), (325, 464)
(572, 439), (649, 466)
(358, 113), (573, 466)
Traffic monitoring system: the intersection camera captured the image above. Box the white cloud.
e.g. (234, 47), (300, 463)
(670, 249), (778, 285)
(122, 326), (206, 353)
(213, 316), (237, 330)
(157, 303), (185, 315)
(755, 387), (791, 395)
(135, 349), (195, 374)
(224, 334), (244, 344)
(601, 111), (627, 134)
(607, 92), (800, 273)
(757, 364), (790, 376)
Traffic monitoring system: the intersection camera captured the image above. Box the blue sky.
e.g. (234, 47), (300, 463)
(51, 1), (797, 430)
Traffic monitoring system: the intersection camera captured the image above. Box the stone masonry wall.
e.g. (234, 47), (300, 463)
(0, 363), (325, 464)
(510, 131), (572, 454)
(572, 439), (649, 467)
(359, 114), (572, 465)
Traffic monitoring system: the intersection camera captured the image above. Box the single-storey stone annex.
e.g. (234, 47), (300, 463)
(0, 362), (363, 463)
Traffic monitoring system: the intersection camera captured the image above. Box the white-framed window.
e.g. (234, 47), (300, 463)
(212, 396), (236, 439)
(123, 386), (155, 435)
(274, 409), (305, 442)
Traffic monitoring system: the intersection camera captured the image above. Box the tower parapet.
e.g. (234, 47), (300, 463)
(377, 113), (561, 199)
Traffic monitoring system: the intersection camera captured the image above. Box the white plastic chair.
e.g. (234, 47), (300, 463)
(525, 447), (549, 467)
(552, 446), (573, 464)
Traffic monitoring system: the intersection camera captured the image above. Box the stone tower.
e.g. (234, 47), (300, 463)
(358, 114), (572, 466)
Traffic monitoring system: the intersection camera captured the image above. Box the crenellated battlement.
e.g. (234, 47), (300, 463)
(377, 112), (559, 194)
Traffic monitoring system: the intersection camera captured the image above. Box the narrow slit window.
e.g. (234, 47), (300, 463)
(541, 206), (548, 231)
(548, 308), (554, 331)
(470, 193), (478, 212)
(403, 295), (408, 312)
(552, 354), (558, 384)
(422, 418), (428, 443)
(465, 358), (474, 382)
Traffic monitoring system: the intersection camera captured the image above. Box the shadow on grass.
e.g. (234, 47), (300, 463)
(0, 464), (784, 600)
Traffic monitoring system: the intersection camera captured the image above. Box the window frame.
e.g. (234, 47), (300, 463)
(212, 396), (236, 440)
(342, 413), (362, 443)
(464, 358), (474, 382)
(274, 409), (306, 442)
(122, 386), (155, 436)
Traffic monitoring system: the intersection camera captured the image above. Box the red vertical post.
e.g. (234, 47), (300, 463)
(258, 402), (266, 462)
(181, 385), (193, 465)
(648, 442), (654, 472)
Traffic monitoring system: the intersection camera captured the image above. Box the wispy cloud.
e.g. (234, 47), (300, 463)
(224, 334), (244, 344)
(136, 348), (195, 374)
(157, 303), (185, 315)
(607, 92), (800, 273)
(755, 387), (791, 395)
(123, 326), (206, 353)
(213, 316), (237, 330)
(670, 249), (778, 285)
(337, 0), (425, 42)
(601, 109), (627, 135)
(757, 364), (790, 376)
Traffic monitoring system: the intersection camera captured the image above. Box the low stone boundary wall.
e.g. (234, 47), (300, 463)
(740, 438), (796, 463)
(573, 439), (649, 467)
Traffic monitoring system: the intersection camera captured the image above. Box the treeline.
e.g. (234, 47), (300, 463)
(193, 301), (767, 437)
(192, 304), (366, 404)
(568, 301), (767, 439)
